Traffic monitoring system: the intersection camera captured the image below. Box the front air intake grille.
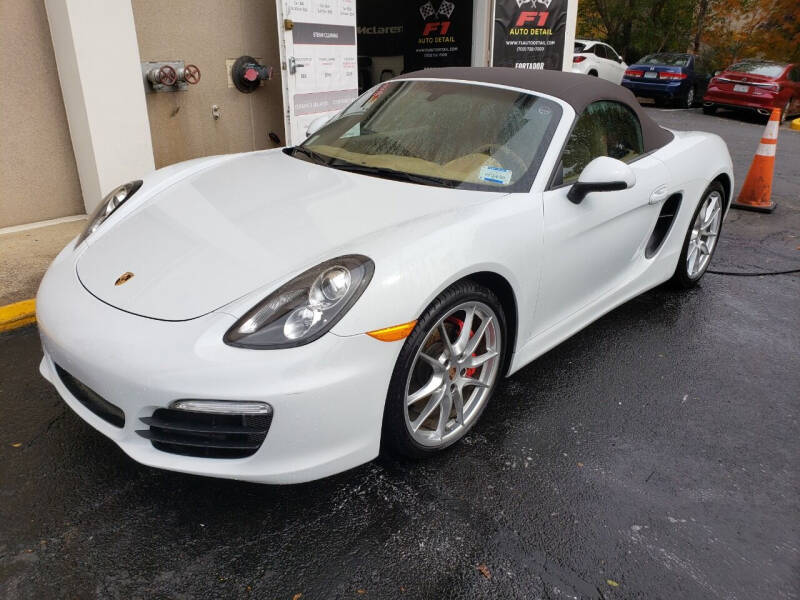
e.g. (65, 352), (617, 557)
(54, 364), (125, 428)
(136, 409), (272, 459)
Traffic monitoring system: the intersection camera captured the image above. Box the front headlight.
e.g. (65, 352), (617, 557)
(76, 180), (143, 245)
(224, 255), (374, 349)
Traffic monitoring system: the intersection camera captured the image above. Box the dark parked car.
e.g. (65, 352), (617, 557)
(621, 53), (711, 108)
(703, 61), (800, 121)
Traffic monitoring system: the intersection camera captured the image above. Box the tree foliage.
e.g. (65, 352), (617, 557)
(577, 0), (800, 68)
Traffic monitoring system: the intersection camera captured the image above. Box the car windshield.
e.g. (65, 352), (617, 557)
(296, 80), (562, 192)
(728, 62), (786, 77)
(639, 53), (690, 66)
(575, 42), (586, 53)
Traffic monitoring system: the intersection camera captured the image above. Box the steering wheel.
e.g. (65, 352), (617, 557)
(470, 144), (528, 176)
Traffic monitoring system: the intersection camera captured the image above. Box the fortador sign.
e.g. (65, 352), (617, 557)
(493, 0), (568, 70)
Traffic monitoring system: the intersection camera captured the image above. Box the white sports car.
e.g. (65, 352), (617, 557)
(38, 68), (733, 484)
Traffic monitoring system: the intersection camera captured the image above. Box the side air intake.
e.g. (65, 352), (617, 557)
(646, 193), (683, 258)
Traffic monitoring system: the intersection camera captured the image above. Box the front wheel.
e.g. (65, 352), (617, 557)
(381, 281), (506, 458)
(781, 99), (792, 121)
(702, 104), (717, 115)
(670, 182), (725, 289)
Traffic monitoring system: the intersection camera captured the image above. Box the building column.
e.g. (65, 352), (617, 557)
(471, 0), (493, 67)
(562, 0), (579, 71)
(44, 0), (154, 213)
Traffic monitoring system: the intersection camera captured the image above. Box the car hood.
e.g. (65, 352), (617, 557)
(77, 149), (504, 321)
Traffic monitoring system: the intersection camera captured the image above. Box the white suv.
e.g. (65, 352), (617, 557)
(572, 39), (628, 85)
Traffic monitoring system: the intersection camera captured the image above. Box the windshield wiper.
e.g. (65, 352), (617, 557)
(328, 162), (460, 188)
(289, 146), (332, 166)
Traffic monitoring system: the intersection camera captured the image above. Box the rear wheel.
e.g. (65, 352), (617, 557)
(670, 182), (725, 289)
(702, 104), (717, 115)
(683, 86), (695, 109)
(588, 70), (598, 77)
(381, 281), (506, 458)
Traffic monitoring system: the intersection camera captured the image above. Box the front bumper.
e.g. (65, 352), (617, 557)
(621, 79), (687, 99)
(37, 244), (401, 484)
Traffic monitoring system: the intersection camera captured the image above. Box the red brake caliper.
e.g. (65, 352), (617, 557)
(445, 317), (477, 377)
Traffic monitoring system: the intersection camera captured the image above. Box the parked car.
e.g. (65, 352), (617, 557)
(572, 39), (628, 84)
(37, 68), (733, 484)
(703, 61), (800, 120)
(622, 52), (711, 108)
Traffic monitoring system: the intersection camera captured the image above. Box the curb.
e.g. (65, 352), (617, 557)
(0, 299), (36, 333)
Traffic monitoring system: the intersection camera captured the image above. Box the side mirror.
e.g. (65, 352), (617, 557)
(714, 70), (721, 76)
(567, 156), (636, 204)
(306, 114), (333, 138)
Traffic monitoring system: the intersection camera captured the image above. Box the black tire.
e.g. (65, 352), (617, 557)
(381, 280), (507, 459)
(682, 86), (696, 109)
(781, 99), (793, 122)
(670, 181), (726, 289)
(588, 70), (598, 77)
(702, 104), (717, 115)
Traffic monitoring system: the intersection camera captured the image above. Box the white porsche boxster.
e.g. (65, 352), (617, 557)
(37, 68), (733, 483)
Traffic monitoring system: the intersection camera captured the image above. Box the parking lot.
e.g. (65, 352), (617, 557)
(1, 108), (798, 599)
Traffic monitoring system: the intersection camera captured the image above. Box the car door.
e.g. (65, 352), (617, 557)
(788, 66), (800, 114)
(534, 101), (670, 336)
(693, 56), (710, 97)
(592, 44), (611, 80)
(606, 45), (627, 83)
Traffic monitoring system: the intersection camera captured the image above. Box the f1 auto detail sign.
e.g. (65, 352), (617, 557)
(493, 0), (568, 70)
(405, 0), (473, 71)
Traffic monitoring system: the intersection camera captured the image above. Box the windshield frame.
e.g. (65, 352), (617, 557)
(292, 78), (566, 194)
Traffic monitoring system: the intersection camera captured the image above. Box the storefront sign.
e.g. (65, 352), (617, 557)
(404, 0), (473, 71)
(493, 0), (568, 70)
(356, 2), (405, 56)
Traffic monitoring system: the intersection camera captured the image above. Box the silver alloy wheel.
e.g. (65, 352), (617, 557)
(686, 190), (723, 278)
(404, 301), (501, 447)
(686, 87), (695, 108)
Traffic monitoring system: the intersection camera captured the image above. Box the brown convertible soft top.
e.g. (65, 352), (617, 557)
(395, 67), (674, 152)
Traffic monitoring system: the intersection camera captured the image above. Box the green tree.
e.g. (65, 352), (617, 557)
(576, 0), (799, 66)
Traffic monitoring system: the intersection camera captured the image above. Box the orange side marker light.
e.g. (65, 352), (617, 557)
(366, 320), (417, 342)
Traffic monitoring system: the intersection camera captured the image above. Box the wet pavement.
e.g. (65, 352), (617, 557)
(1, 110), (799, 599)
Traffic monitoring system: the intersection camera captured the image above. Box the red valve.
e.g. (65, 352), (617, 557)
(243, 67), (259, 82)
(183, 64), (201, 85)
(158, 65), (177, 86)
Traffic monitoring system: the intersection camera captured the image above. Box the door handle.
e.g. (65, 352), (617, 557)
(288, 56), (305, 75)
(649, 185), (669, 205)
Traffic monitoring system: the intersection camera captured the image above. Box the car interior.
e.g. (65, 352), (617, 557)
(306, 81), (561, 188)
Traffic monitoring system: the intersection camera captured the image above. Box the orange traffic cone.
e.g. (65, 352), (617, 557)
(732, 107), (780, 212)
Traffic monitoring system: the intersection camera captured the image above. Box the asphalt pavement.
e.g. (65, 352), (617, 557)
(1, 108), (798, 600)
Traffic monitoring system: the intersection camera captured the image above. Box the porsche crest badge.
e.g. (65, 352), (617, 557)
(115, 272), (134, 286)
